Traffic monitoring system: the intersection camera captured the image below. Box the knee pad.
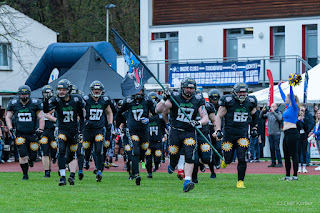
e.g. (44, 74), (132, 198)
(145, 148), (151, 156)
(168, 145), (179, 155)
(30, 142), (40, 152)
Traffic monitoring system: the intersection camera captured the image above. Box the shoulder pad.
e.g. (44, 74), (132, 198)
(248, 95), (257, 105)
(31, 98), (38, 104)
(83, 95), (89, 100)
(225, 95), (233, 103)
(126, 96), (133, 103)
(10, 99), (18, 105)
(73, 96), (79, 102)
(103, 96), (110, 101)
(172, 91), (180, 96)
(195, 94), (202, 100)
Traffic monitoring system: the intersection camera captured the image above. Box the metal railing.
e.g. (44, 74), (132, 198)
(143, 55), (316, 86)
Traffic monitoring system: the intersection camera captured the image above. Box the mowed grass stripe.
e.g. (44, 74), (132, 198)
(0, 172), (319, 212)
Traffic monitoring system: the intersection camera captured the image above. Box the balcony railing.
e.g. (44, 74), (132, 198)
(143, 55), (315, 86)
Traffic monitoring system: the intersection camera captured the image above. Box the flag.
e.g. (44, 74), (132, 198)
(112, 29), (153, 96)
(265, 69), (274, 137)
(303, 71), (309, 104)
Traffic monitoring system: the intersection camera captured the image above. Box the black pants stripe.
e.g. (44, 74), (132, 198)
(283, 128), (299, 177)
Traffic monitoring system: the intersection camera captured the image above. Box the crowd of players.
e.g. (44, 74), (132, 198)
(5, 77), (259, 192)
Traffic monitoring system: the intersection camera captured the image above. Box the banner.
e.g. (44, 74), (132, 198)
(303, 70), (309, 104)
(169, 60), (260, 87)
(265, 69), (274, 137)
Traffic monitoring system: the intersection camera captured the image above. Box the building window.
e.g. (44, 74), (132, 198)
(153, 32), (178, 40)
(273, 26), (285, 57)
(0, 43), (11, 70)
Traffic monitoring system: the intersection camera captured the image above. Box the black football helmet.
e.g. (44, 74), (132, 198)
(147, 92), (159, 103)
(70, 84), (78, 94)
(233, 82), (248, 102)
(90, 80), (104, 98)
(18, 85), (31, 102)
(56, 79), (71, 98)
(42, 85), (54, 99)
(180, 77), (196, 97)
(208, 89), (220, 102)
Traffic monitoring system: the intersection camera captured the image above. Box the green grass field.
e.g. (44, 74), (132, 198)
(0, 171), (319, 212)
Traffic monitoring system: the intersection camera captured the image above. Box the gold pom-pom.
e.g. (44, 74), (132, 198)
(288, 73), (302, 87)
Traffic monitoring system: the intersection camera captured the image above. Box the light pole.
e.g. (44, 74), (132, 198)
(105, 4), (116, 42)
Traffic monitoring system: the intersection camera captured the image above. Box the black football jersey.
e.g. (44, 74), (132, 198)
(195, 101), (215, 134)
(117, 96), (155, 132)
(149, 114), (166, 141)
(41, 100), (55, 129)
(219, 94), (257, 137)
(7, 98), (42, 133)
(170, 92), (205, 131)
(47, 94), (85, 132)
(83, 95), (112, 129)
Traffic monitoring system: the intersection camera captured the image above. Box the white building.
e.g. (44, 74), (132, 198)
(140, 0), (319, 91)
(0, 5), (57, 106)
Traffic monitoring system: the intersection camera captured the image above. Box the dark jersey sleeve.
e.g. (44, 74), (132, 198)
(248, 95), (258, 111)
(7, 99), (16, 112)
(148, 100), (156, 115)
(115, 99), (129, 126)
(44, 97), (57, 113)
(76, 95), (85, 132)
(205, 102), (215, 115)
(218, 95), (227, 107)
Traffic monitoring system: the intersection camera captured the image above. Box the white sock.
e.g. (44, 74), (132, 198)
(59, 169), (66, 177)
(178, 155), (185, 170)
(185, 176), (191, 181)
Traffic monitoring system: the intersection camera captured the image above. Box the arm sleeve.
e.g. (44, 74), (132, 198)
(78, 100), (85, 132)
(272, 111), (283, 121)
(148, 100), (156, 115)
(289, 86), (298, 111)
(251, 111), (258, 128)
(278, 83), (288, 106)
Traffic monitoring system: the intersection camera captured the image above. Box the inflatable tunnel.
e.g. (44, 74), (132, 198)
(25, 41), (117, 90)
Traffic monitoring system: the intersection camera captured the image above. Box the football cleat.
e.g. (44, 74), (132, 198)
(93, 168), (98, 174)
(22, 175), (29, 181)
(59, 176), (67, 186)
(210, 172), (217, 179)
(279, 176), (290, 181)
(236, 180), (246, 188)
(302, 167), (308, 173)
(78, 170), (84, 180)
(135, 175), (141, 186)
(147, 173), (153, 179)
(84, 161), (90, 170)
(177, 169), (185, 180)
(221, 161), (228, 169)
(183, 180), (195, 192)
(168, 165), (175, 174)
(68, 176), (75, 185)
(96, 172), (103, 182)
(44, 171), (50, 178)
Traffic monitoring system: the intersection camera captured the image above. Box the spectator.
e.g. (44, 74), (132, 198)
(258, 106), (266, 158)
(260, 103), (283, 167)
(249, 108), (260, 162)
(296, 109), (310, 173)
(309, 110), (320, 171)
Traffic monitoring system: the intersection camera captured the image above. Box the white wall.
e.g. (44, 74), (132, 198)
(0, 5), (57, 92)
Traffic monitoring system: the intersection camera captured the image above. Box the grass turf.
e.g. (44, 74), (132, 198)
(0, 171), (319, 212)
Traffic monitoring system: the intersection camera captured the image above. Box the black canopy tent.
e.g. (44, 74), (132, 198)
(31, 47), (123, 100)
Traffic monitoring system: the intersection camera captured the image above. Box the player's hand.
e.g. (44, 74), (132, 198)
(35, 128), (43, 140)
(215, 130), (223, 139)
(141, 117), (149, 124)
(189, 120), (200, 127)
(163, 89), (171, 101)
(251, 128), (258, 138)
(9, 128), (16, 139)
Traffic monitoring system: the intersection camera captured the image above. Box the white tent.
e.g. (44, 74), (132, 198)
(251, 64), (320, 104)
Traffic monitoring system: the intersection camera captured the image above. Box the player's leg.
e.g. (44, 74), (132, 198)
(94, 129), (104, 182)
(236, 138), (250, 188)
(182, 131), (197, 192)
(76, 141), (84, 180)
(15, 135), (30, 180)
(130, 132), (142, 185)
(199, 136), (215, 178)
(39, 131), (51, 178)
(154, 142), (162, 171)
(66, 133), (78, 185)
(57, 131), (68, 185)
(168, 129), (180, 173)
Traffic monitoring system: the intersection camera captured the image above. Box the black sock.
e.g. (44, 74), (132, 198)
(70, 172), (75, 178)
(20, 163), (28, 176)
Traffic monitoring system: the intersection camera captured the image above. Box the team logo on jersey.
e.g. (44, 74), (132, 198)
(58, 134), (67, 141)
(124, 144), (131, 152)
(104, 140), (110, 148)
(238, 138), (249, 148)
(184, 138), (196, 146)
(169, 145), (179, 155)
(16, 137), (25, 145)
(131, 135), (140, 142)
(50, 141), (57, 149)
(70, 144), (78, 152)
(82, 141), (90, 149)
(40, 136), (48, 144)
(155, 150), (162, 157)
(222, 141), (233, 152)
(141, 142), (149, 150)
(145, 148), (151, 156)
(30, 142), (39, 151)
(200, 143), (211, 152)
(95, 134), (104, 142)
